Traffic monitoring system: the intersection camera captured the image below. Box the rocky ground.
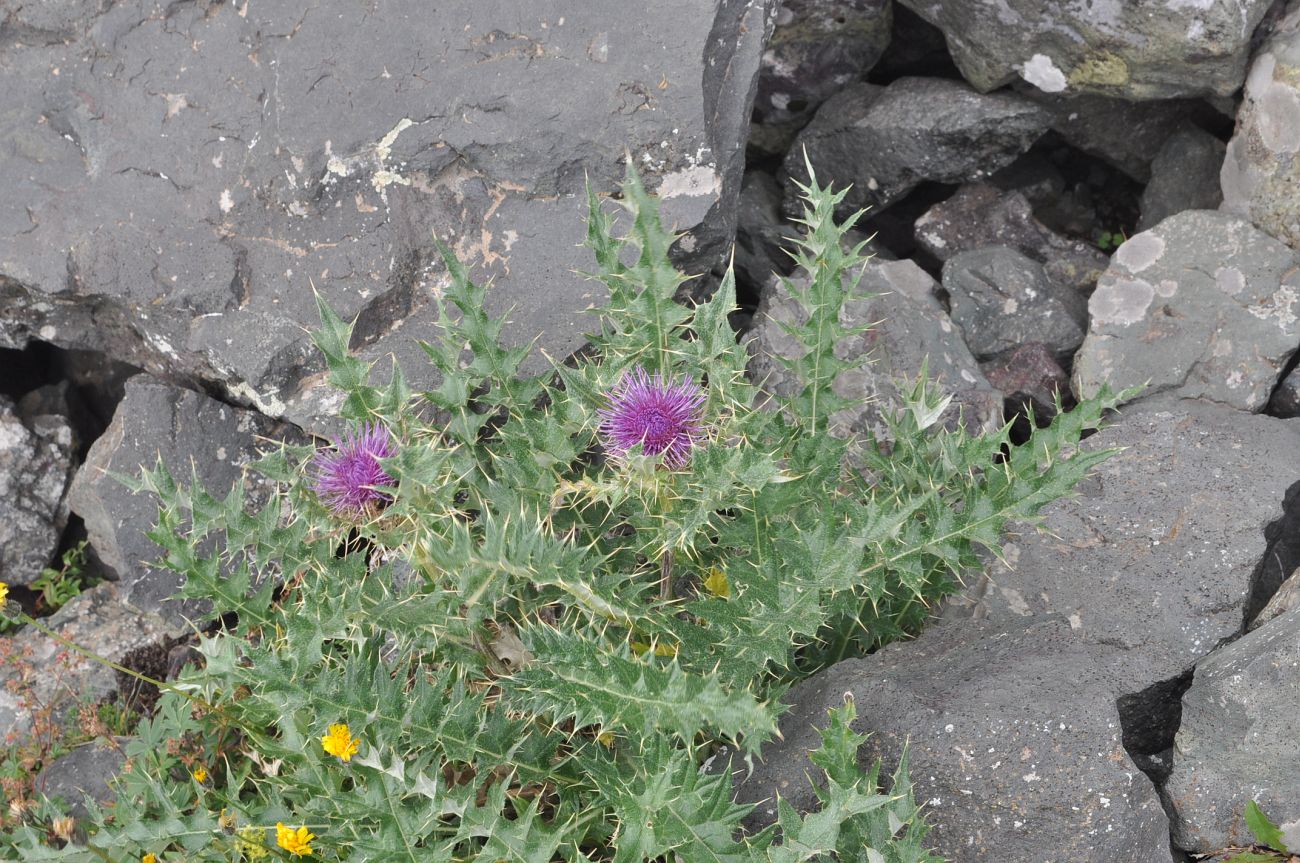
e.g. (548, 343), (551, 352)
(5, 0), (1300, 860)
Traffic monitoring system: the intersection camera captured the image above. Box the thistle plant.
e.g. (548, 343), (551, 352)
(0, 163), (1131, 863)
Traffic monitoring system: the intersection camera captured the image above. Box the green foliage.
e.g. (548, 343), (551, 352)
(1235, 800), (1291, 859)
(5, 164), (1132, 862)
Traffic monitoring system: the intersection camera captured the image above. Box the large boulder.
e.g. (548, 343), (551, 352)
(745, 258), (1002, 444)
(1072, 211), (1300, 411)
(732, 616), (1171, 862)
(1164, 607), (1300, 853)
(67, 377), (302, 628)
(0, 396), (75, 587)
(1222, 5), (1300, 252)
(954, 400), (1300, 688)
(781, 78), (1048, 217)
(0, 0), (774, 433)
(897, 0), (1274, 99)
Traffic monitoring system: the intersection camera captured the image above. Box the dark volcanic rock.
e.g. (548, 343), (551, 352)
(0, 396), (75, 587)
(1137, 128), (1226, 232)
(981, 342), (1069, 421)
(746, 258), (1002, 445)
(734, 170), (801, 290)
(749, 0), (892, 156)
(0, 0), (774, 433)
(1072, 211), (1300, 411)
(66, 377), (302, 628)
(732, 616), (1171, 862)
(941, 247), (1088, 361)
(1165, 607), (1300, 853)
(898, 0), (1273, 99)
(782, 78), (1048, 217)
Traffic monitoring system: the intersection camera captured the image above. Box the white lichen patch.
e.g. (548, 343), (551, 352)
(1215, 267), (1245, 296)
(1247, 284), (1300, 330)
(1018, 54), (1067, 93)
(220, 189), (234, 214)
(657, 165), (721, 200)
(1090, 277), (1155, 327)
(1114, 233), (1165, 274)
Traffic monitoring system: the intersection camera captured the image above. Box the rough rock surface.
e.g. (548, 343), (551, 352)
(941, 247), (1088, 361)
(782, 78), (1048, 217)
(732, 616), (1171, 862)
(1024, 94), (1221, 182)
(1251, 569), (1300, 631)
(35, 745), (127, 819)
(67, 377), (302, 628)
(0, 583), (170, 739)
(951, 400), (1300, 686)
(1269, 365), (1300, 417)
(0, 0), (773, 433)
(1165, 607), (1300, 853)
(1072, 211), (1300, 411)
(746, 258), (1002, 444)
(1222, 5), (1300, 251)
(897, 0), (1273, 99)
(750, 0), (891, 154)
(0, 396), (76, 587)
(1137, 128), (1226, 232)
(981, 342), (1069, 421)
(913, 184), (1108, 294)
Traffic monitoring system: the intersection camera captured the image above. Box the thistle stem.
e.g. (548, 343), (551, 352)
(659, 549), (674, 601)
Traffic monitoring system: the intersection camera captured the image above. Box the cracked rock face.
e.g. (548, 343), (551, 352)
(781, 78), (1049, 217)
(0, 395), (75, 587)
(731, 616), (1171, 862)
(1165, 606), (1300, 853)
(897, 0), (1273, 99)
(1072, 211), (1300, 412)
(0, 0), (773, 433)
(745, 258), (1002, 445)
(66, 377), (303, 628)
(1222, 6), (1300, 252)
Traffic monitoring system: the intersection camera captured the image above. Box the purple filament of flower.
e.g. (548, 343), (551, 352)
(311, 422), (397, 515)
(597, 366), (706, 468)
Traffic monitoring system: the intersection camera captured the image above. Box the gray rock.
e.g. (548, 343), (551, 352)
(1137, 129), (1226, 232)
(35, 745), (126, 819)
(733, 616), (1171, 862)
(1072, 211), (1300, 412)
(745, 258), (1002, 445)
(913, 184), (1108, 294)
(952, 400), (1300, 685)
(942, 247), (1088, 361)
(1024, 94), (1220, 182)
(1165, 607), (1300, 853)
(782, 78), (1048, 217)
(0, 583), (170, 739)
(1249, 568), (1300, 632)
(897, 0), (1273, 99)
(750, 0), (892, 155)
(1222, 6), (1300, 252)
(1269, 365), (1300, 417)
(0, 396), (75, 587)
(66, 377), (302, 628)
(0, 0), (774, 434)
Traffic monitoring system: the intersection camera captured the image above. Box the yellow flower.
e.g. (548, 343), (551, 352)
(191, 766), (207, 783)
(142, 855), (157, 863)
(0, 581), (8, 606)
(320, 723), (360, 762)
(235, 825), (269, 861)
(275, 823), (316, 858)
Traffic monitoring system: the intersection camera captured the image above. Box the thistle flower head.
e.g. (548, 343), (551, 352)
(311, 422), (397, 516)
(597, 366), (706, 468)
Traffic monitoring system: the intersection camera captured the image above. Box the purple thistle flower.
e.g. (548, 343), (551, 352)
(311, 422), (397, 516)
(597, 366), (706, 468)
